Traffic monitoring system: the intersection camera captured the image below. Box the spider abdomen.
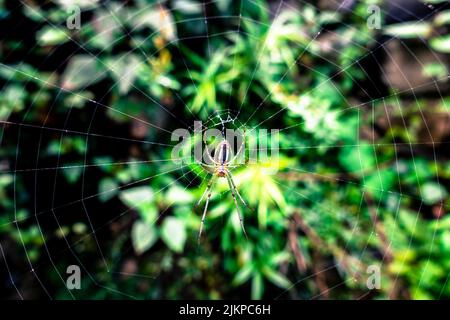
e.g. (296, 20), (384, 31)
(213, 141), (231, 177)
(214, 141), (231, 166)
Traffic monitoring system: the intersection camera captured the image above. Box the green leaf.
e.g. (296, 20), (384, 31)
(412, 288), (433, 300)
(434, 10), (450, 26)
(423, 63), (448, 78)
(90, 9), (122, 50)
(23, 5), (46, 22)
(422, 182), (447, 205)
(173, 0), (202, 14)
(64, 91), (94, 109)
(166, 185), (194, 204)
(141, 205), (158, 225)
(364, 168), (397, 199)
(430, 36), (450, 53)
(399, 210), (423, 239)
(105, 54), (141, 94)
(258, 201), (268, 229)
(339, 145), (376, 174)
(421, 0), (449, 4)
(119, 186), (154, 208)
(61, 55), (106, 90)
(440, 231), (450, 252)
(265, 179), (286, 209)
(63, 165), (82, 184)
(261, 266), (291, 289)
(128, 5), (176, 40)
(251, 273), (264, 300)
(72, 223), (87, 235)
(98, 178), (118, 202)
(161, 217), (186, 253)
(131, 220), (158, 255)
(384, 22), (432, 39)
(55, 0), (99, 10)
(232, 265), (253, 286)
(37, 26), (68, 46)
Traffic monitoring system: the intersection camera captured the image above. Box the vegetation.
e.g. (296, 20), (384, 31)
(0, 0), (449, 299)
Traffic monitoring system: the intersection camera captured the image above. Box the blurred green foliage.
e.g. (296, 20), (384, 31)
(0, 0), (449, 300)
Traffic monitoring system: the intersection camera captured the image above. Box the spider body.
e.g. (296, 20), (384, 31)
(214, 140), (231, 177)
(196, 129), (250, 243)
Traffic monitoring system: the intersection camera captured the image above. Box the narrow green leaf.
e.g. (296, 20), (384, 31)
(261, 266), (291, 289)
(37, 26), (68, 46)
(384, 22), (432, 39)
(232, 265), (253, 286)
(251, 273), (264, 300)
(430, 36), (450, 53)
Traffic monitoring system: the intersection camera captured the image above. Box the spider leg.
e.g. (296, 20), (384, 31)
(197, 175), (217, 244)
(225, 172), (248, 239)
(195, 173), (215, 209)
(227, 171), (252, 210)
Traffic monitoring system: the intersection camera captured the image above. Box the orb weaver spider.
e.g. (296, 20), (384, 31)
(196, 128), (251, 243)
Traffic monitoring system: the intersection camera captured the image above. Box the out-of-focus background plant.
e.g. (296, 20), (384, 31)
(0, 0), (450, 299)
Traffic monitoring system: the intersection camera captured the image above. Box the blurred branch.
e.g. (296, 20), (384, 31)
(288, 215), (307, 273)
(292, 211), (367, 284)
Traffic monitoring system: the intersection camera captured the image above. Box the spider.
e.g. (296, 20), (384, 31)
(196, 128), (251, 243)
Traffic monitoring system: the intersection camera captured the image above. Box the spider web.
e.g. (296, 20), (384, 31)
(0, 0), (449, 300)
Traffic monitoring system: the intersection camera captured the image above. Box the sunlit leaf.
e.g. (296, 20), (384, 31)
(120, 186), (154, 208)
(105, 54), (141, 94)
(56, 0), (99, 10)
(166, 185), (194, 204)
(251, 273), (264, 300)
(173, 0), (202, 14)
(339, 145), (376, 174)
(131, 220), (158, 255)
(98, 178), (118, 202)
(430, 36), (450, 53)
(423, 62), (448, 78)
(384, 22), (432, 38)
(60, 55), (107, 90)
(434, 9), (450, 26)
(232, 265), (253, 286)
(161, 217), (186, 253)
(422, 182), (447, 205)
(261, 266), (291, 289)
(37, 26), (68, 46)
